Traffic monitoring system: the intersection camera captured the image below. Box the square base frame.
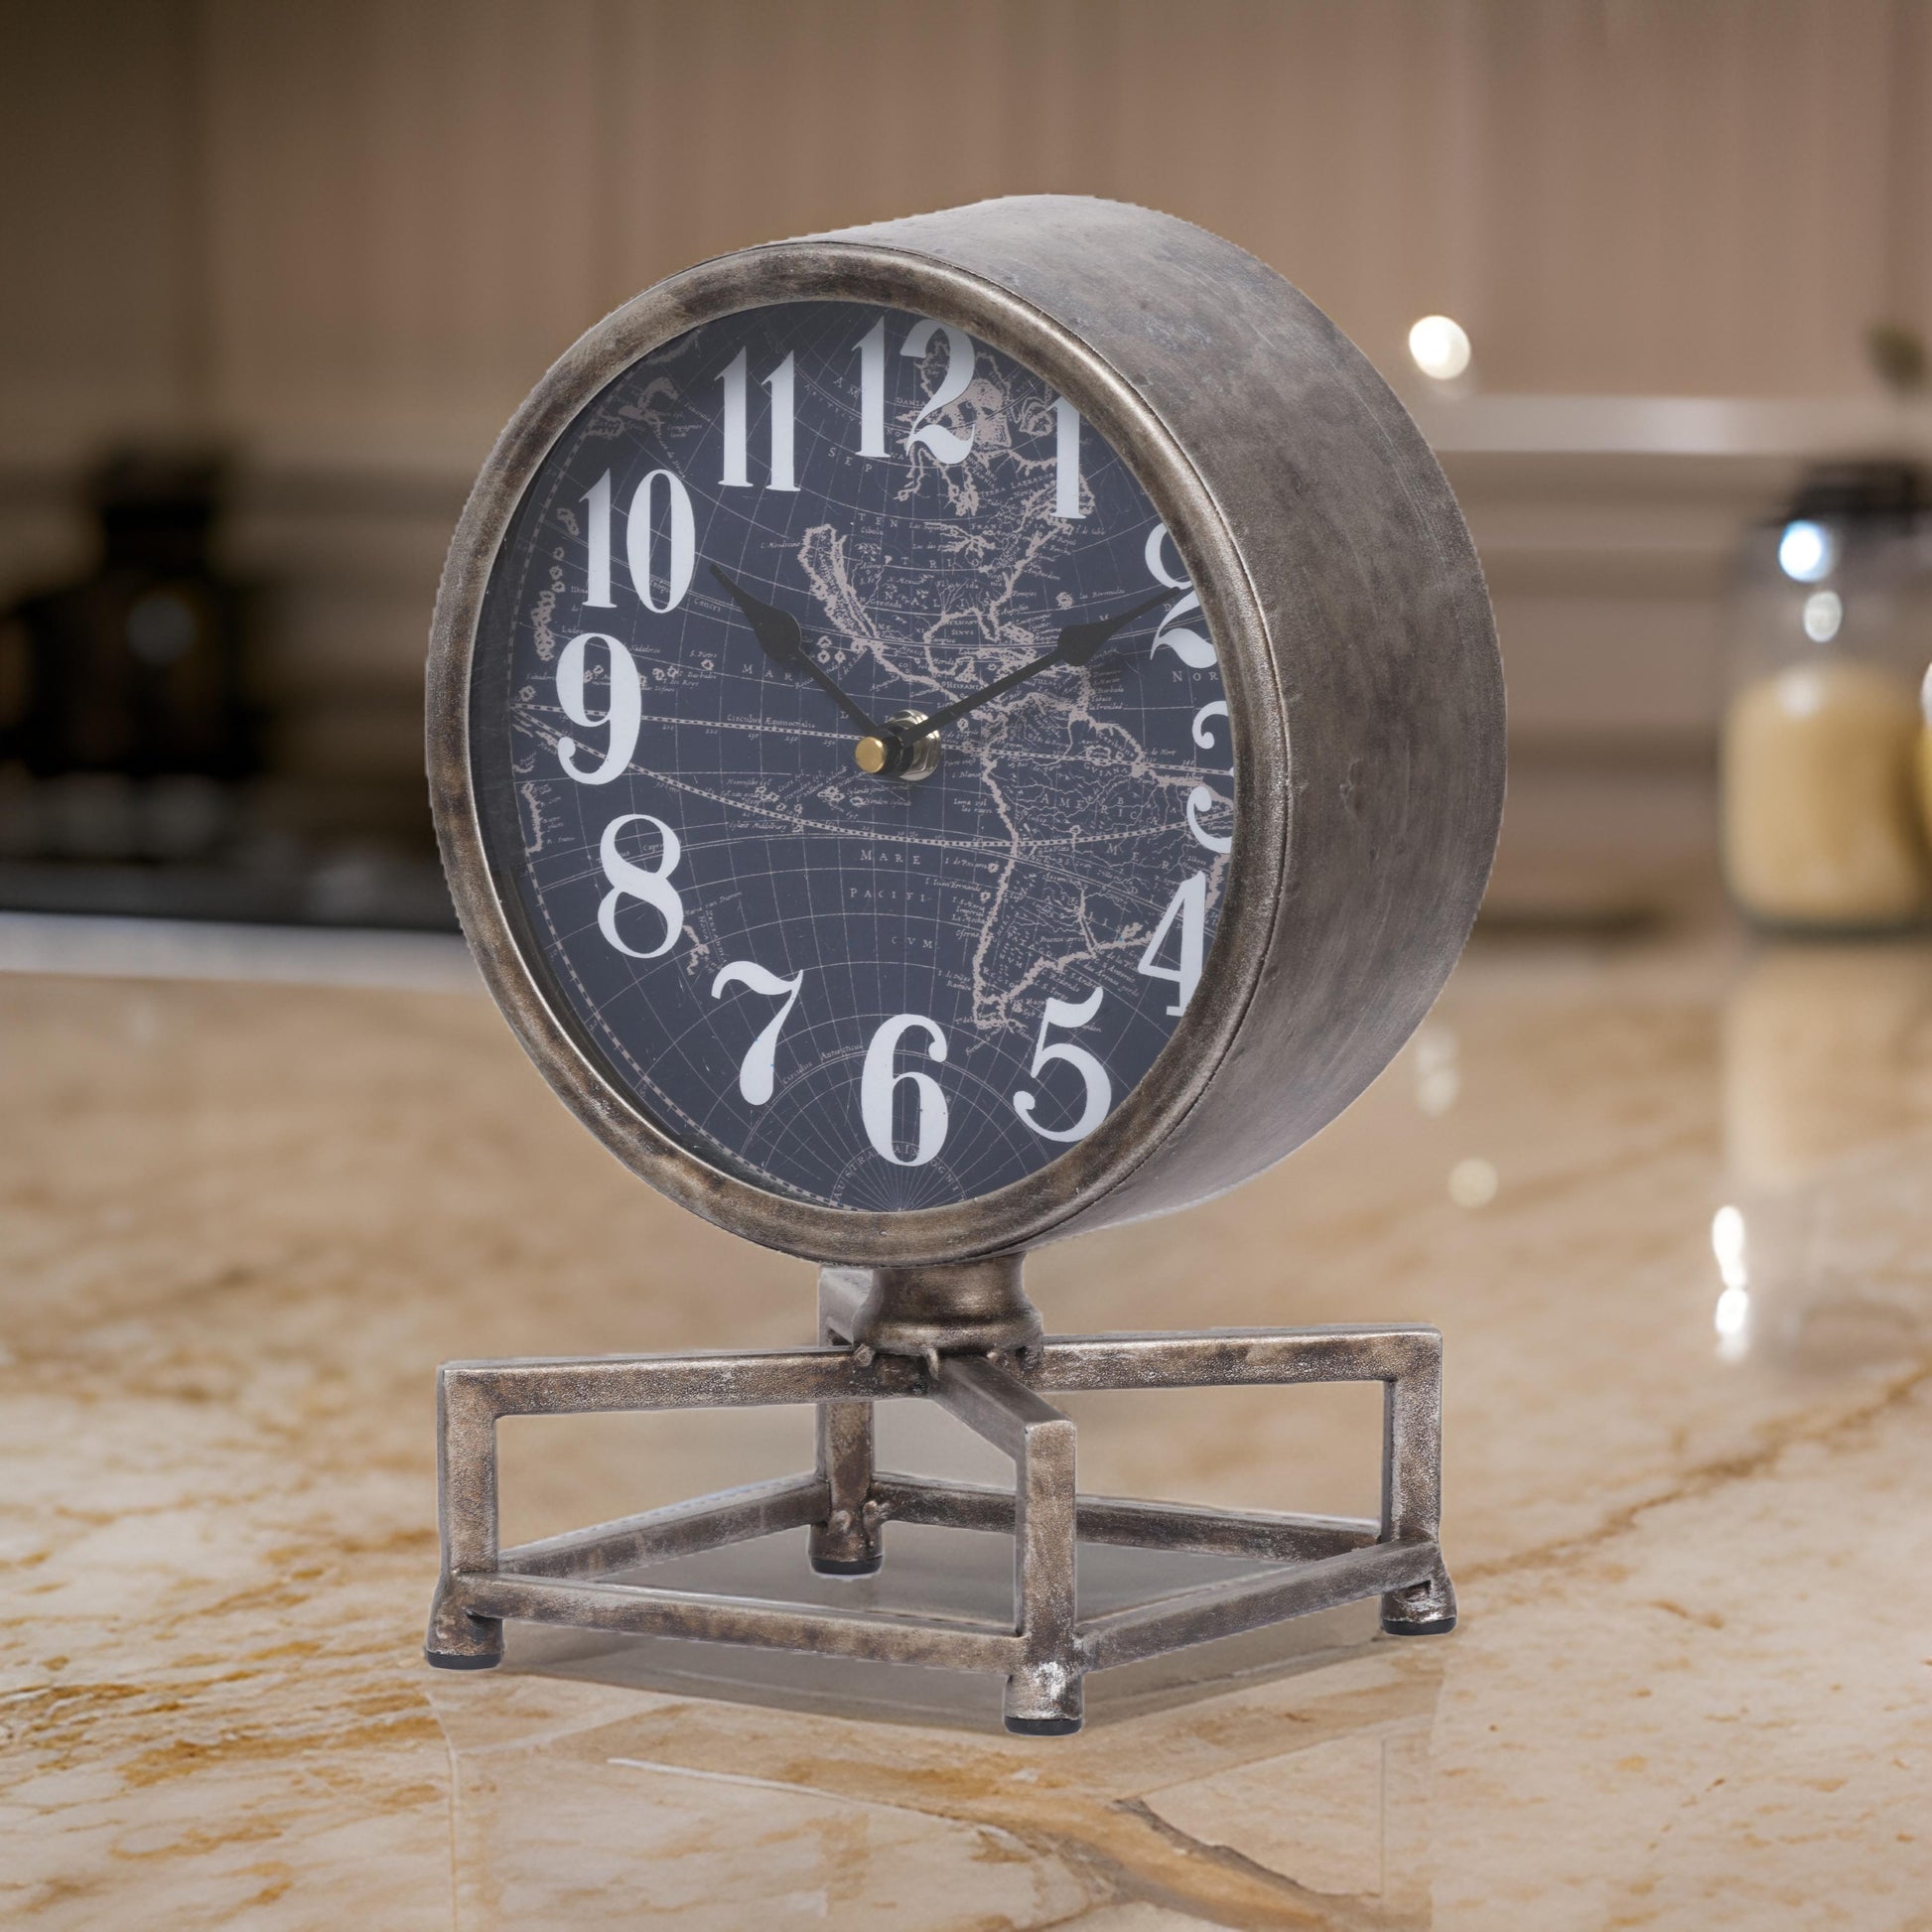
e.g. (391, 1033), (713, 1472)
(425, 1269), (1456, 1734)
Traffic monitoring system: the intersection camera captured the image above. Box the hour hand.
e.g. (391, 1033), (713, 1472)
(709, 565), (880, 736)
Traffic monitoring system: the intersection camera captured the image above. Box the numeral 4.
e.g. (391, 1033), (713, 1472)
(1014, 988), (1111, 1142)
(1137, 873), (1206, 1016)
(711, 962), (804, 1105)
(861, 1014), (948, 1166)
(596, 813), (684, 959)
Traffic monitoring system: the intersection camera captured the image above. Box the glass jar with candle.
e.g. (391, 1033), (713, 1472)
(1722, 463), (1932, 932)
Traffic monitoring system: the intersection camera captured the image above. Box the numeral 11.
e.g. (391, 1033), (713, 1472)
(719, 348), (797, 491)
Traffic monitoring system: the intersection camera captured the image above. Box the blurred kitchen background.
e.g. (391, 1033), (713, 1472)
(5, 0), (1932, 932)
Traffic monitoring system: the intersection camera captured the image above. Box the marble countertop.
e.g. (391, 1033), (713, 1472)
(3, 918), (1929, 1928)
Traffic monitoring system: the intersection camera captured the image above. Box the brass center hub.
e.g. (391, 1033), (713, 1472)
(854, 710), (940, 781)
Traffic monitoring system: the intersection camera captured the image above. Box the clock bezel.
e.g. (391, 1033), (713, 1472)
(429, 241), (1283, 1265)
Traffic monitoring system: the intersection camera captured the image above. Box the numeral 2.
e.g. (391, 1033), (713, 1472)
(1144, 523), (1217, 668)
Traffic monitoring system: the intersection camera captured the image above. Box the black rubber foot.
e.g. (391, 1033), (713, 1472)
(809, 1553), (884, 1577)
(1381, 1614), (1457, 1638)
(425, 1649), (502, 1671)
(1005, 1715), (1083, 1736)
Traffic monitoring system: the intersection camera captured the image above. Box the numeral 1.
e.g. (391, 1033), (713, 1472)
(855, 318), (887, 458)
(583, 471), (614, 607)
(720, 348), (797, 491)
(1052, 397), (1085, 518)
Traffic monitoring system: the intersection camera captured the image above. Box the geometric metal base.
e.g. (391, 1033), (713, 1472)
(426, 1267), (1455, 1736)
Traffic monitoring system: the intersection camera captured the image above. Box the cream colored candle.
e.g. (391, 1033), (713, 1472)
(1722, 658), (1930, 926)
(1919, 664), (1932, 852)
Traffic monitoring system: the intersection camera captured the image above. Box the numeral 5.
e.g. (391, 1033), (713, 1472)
(1013, 988), (1112, 1143)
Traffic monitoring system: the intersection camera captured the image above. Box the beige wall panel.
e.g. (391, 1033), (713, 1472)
(199, 0), (603, 458)
(0, 0), (199, 449)
(1478, 0), (1897, 394)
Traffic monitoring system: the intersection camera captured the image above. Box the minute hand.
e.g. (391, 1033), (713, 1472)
(904, 591), (1176, 742)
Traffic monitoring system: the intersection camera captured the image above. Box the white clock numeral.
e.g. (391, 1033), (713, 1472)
(851, 317), (979, 465)
(1186, 699), (1233, 853)
(555, 631), (641, 785)
(1144, 523), (1217, 668)
(583, 471), (615, 607)
(1014, 988), (1111, 1143)
(711, 961), (804, 1105)
(854, 318), (888, 457)
(901, 319), (977, 464)
(1138, 872), (1207, 1016)
(720, 348), (798, 491)
(861, 1013), (948, 1166)
(719, 349), (750, 488)
(765, 351), (797, 491)
(1051, 396), (1085, 518)
(596, 813), (685, 960)
(624, 470), (695, 614)
(1184, 787), (1232, 854)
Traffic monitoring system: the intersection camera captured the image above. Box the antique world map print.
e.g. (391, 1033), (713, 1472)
(474, 300), (1234, 1210)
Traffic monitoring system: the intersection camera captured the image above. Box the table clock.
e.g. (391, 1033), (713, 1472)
(423, 196), (1503, 1733)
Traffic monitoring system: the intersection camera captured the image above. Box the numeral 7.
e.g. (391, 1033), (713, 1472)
(711, 961), (804, 1105)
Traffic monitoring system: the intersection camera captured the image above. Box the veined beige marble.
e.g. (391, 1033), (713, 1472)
(2, 924), (1930, 1928)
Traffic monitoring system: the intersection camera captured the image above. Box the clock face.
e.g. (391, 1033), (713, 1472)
(473, 299), (1234, 1212)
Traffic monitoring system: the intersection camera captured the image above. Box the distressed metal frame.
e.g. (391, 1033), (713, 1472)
(426, 197), (1504, 1267)
(426, 1270), (1456, 1735)
(423, 200), (1491, 1713)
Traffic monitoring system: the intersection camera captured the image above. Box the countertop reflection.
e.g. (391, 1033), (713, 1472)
(3, 916), (1928, 1928)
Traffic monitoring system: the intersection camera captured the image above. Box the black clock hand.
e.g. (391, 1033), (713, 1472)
(709, 564), (882, 737)
(901, 591), (1177, 742)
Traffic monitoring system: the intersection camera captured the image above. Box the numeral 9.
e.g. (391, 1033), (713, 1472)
(555, 631), (641, 784)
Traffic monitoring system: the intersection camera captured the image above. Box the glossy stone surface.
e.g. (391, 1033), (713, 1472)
(3, 921), (1929, 1926)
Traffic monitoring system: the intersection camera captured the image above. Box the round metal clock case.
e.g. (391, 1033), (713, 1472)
(428, 197), (1504, 1267)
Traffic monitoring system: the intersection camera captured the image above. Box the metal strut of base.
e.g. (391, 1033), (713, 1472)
(425, 1265), (1456, 1735)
